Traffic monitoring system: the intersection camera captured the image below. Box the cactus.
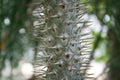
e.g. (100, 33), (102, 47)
(32, 0), (93, 80)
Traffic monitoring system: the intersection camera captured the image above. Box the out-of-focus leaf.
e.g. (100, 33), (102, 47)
(96, 53), (109, 62)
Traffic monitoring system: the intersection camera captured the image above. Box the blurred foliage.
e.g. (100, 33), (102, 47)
(88, 0), (120, 80)
(0, 0), (32, 78)
(86, 0), (109, 61)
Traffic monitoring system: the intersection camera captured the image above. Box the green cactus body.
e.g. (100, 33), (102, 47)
(32, 0), (93, 80)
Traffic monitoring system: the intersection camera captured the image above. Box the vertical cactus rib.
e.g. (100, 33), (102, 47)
(32, 0), (93, 80)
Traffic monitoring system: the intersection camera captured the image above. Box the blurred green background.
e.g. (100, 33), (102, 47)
(1, 0), (120, 80)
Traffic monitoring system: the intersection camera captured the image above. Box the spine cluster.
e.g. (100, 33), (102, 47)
(32, 0), (93, 80)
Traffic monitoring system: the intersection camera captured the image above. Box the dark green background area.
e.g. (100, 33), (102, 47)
(0, 0), (32, 78)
